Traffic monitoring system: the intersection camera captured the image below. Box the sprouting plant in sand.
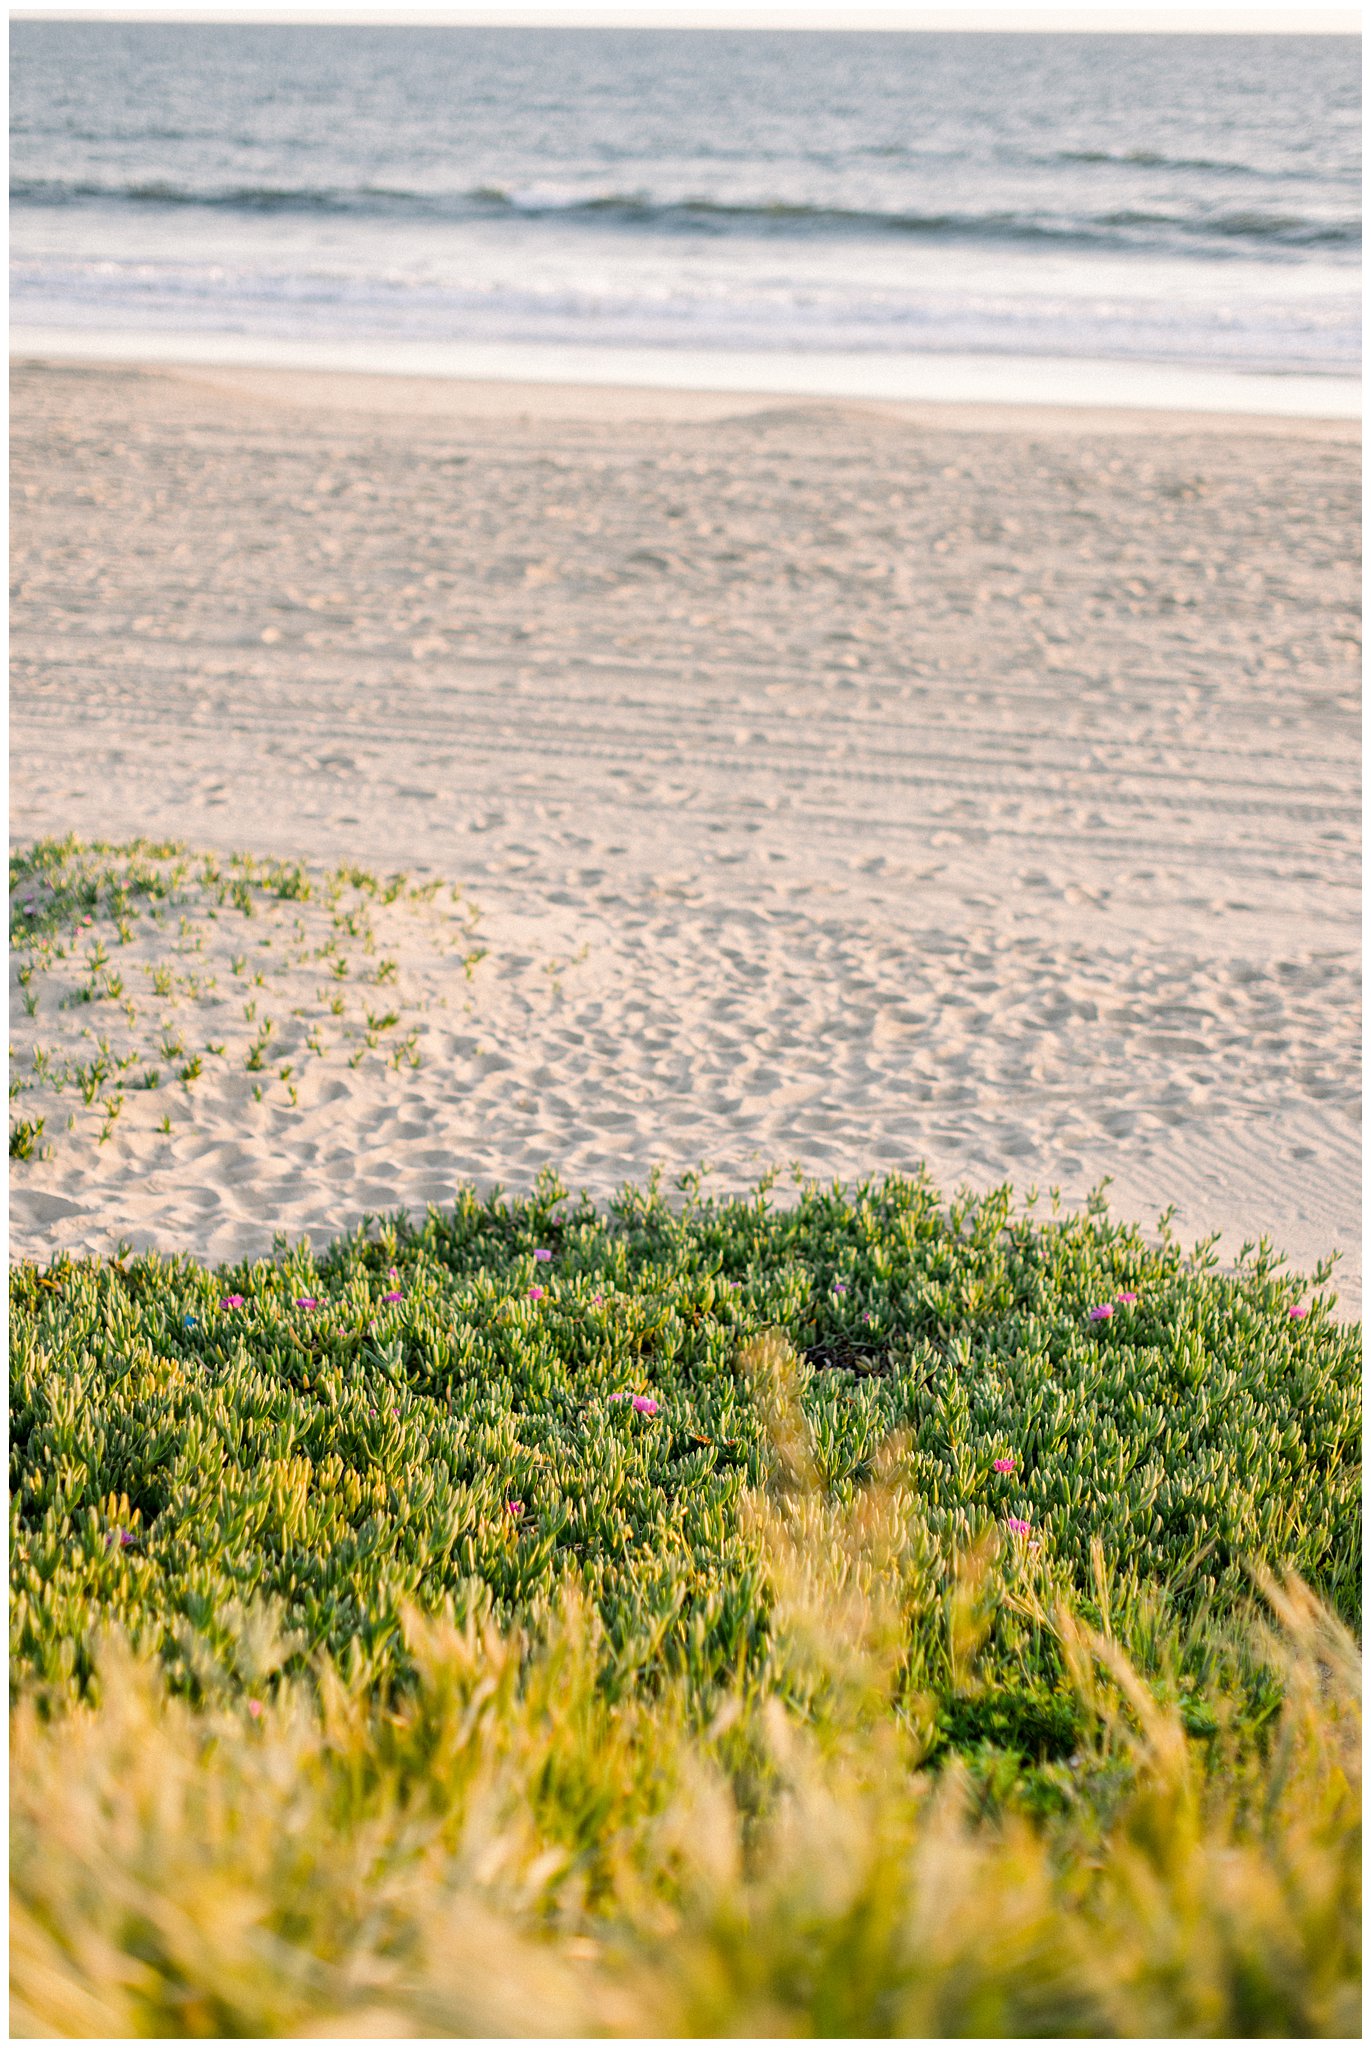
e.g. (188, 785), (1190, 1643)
(8, 837), (487, 1170)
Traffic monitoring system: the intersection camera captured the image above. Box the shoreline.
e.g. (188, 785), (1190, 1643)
(11, 351), (1363, 447)
(10, 329), (1362, 427)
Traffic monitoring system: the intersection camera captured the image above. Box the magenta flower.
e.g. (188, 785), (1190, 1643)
(993, 1456), (1015, 1474)
(220, 1294), (244, 1309)
(382, 1290), (403, 1304)
(592, 1292), (604, 1305)
(632, 1395), (659, 1416)
(609, 1391), (630, 1403)
(104, 1528), (136, 1549)
(528, 1285), (545, 1300)
(533, 1248), (553, 1263)
(1116, 1291), (1138, 1305)
(833, 1280), (848, 1294)
(1290, 1304), (1309, 1320)
(505, 1499), (524, 1517)
(294, 1296), (318, 1310)
(247, 1699), (264, 1720)
(1006, 1516), (1031, 1536)
(1088, 1304), (1114, 1322)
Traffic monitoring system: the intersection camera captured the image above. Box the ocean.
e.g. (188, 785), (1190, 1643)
(10, 22), (1361, 409)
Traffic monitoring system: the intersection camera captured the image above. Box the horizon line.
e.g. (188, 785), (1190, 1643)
(12, 7), (1362, 31)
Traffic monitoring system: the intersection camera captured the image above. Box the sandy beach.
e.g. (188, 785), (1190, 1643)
(8, 357), (1361, 1313)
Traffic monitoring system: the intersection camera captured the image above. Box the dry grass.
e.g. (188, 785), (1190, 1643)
(12, 1436), (1360, 2037)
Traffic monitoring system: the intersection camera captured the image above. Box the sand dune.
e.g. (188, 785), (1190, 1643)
(8, 359), (1360, 1314)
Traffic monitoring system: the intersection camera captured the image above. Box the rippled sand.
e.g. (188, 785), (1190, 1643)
(9, 359), (1360, 1314)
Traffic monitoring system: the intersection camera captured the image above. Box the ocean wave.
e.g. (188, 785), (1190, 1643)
(1055, 147), (1279, 177)
(10, 174), (1360, 253)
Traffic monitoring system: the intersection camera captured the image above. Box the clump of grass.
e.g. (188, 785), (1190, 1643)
(8, 1116), (47, 1161)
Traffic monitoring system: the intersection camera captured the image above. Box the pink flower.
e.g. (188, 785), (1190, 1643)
(247, 1699), (264, 1720)
(220, 1294), (244, 1309)
(295, 1296), (317, 1310)
(632, 1396), (659, 1416)
(528, 1285), (545, 1300)
(609, 1391), (630, 1403)
(1088, 1304), (1114, 1322)
(104, 1528), (136, 1549)
(1006, 1517), (1031, 1536)
(505, 1499), (523, 1517)
(1290, 1304), (1309, 1320)
(592, 1292), (604, 1305)
(993, 1456), (1015, 1474)
(833, 1280), (847, 1294)
(1116, 1291), (1138, 1305)
(382, 1290), (402, 1303)
(533, 1248), (553, 1262)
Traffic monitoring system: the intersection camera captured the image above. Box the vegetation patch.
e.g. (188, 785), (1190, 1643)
(8, 835), (482, 1160)
(9, 1170), (1361, 2033)
(12, 1169), (1358, 1704)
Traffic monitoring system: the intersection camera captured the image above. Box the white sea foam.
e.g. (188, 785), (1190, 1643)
(10, 23), (1361, 387)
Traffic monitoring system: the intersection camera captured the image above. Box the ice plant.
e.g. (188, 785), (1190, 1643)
(1116, 1291), (1138, 1304)
(528, 1285), (545, 1300)
(533, 1248), (553, 1263)
(632, 1396), (659, 1416)
(382, 1290), (403, 1304)
(219, 1294), (244, 1309)
(505, 1499), (523, 1517)
(1089, 1304), (1114, 1322)
(247, 1699), (264, 1720)
(1006, 1517), (1031, 1536)
(294, 1296), (318, 1310)
(833, 1280), (847, 1294)
(1290, 1304), (1310, 1320)
(993, 1456), (1015, 1474)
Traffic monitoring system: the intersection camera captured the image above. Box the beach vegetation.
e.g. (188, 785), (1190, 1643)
(9, 1115), (48, 1160)
(9, 1170), (1360, 2035)
(8, 838), (480, 1169)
